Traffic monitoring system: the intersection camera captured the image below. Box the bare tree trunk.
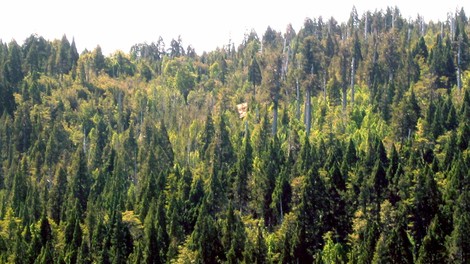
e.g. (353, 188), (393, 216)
(272, 98), (278, 136)
(279, 191), (283, 223)
(364, 14), (368, 39)
(305, 87), (312, 136)
(458, 37), (462, 91)
(83, 127), (87, 155)
(351, 57), (355, 105)
(296, 78), (301, 120)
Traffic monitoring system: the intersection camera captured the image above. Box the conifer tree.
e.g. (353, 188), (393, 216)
(248, 55), (262, 96)
(222, 203), (246, 263)
(143, 200), (160, 264)
(234, 124), (253, 212)
(411, 166), (442, 254)
(447, 189), (470, 263)
(293, 168), (328, 263)
(417, 213), (447, 264)
(191, 201), (224, 263)
(68, 146), (91, 217)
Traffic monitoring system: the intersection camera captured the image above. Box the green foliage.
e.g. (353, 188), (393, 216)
(0, 7), (469, 263)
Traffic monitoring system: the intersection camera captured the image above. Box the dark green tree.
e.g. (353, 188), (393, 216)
(447, 189), (470, 264)
(248, 56), (262, 96)
(191, 201), (224, 263)
(411, 166), (442, 255)
(416, 213), (447, 264)
(5, 40), (24, 84)
(233, 124), (253, 212)
(49, 165), (67, 224)
(68, 146), (91, 217)
(293, 168), (328, 263)
(221, 203), (246, 263)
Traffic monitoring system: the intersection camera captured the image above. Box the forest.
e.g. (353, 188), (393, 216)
(0, 5), (470, 264)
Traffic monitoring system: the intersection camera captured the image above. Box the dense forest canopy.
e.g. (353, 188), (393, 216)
(0, 5), (470, 263)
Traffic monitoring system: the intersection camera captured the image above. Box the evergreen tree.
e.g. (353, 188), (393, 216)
(143, 200), (161, 264)
(411, 166), (442, 254)
(233, 124), (253, 212)
(5, 40), (24, 84)
(10, 156), (29, 217)
(221, 203), (246, 263)
(447, 189), (470, 264)
(200, 110), (215, 160)
(68, 146), (91, 217)
(248, 55), (262, 96)
(49, 165), (67, 224)
(92, 45), (106, 74)
(293, 168), (328, 263)
(271, 166), (292, 224)
(191, 201), (224, 263)
(56, 35), (72, 75)
(417, 213), (447, 264)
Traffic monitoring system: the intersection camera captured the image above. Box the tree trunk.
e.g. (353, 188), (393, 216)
(364, 15), (368, 39)
(305, 87), (312, 136)
(458, 38), (462, 91)
(296, 78), (301, 120)
(351, 57), (355, 105)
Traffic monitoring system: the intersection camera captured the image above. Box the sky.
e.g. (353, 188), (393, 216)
(1, 0), (468, 55)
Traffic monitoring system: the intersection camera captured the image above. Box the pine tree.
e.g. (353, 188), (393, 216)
(293, 169), (328, 263)
(183, 177), (204, 235)
(92, 45), (106, 75)
(5, 40), (24, 84)
(49, 165), (67, 224)
(38, 213), (52, 247)
(411, 166), (442, 254)
(10, 156), (29, 217)
(68, 146), (91, 217)
(233, 124), (253, 212)
(221, 203), (246, 263)
(271, 166), (292, 224)
(248, 55), (262, 96)
(191, 201), (224, 263)
(143, 200), (160, 264)
(13, 103), (32, 153)
(417, 213), (447, 264)
(56, 35), (72, 75)
(327, 74), (342, 107)
(243, 222), (267, 264)
(447, 189), (470, 264)
(200, 110), (215, 160)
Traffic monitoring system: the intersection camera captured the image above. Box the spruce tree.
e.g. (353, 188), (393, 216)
(293, 168), (328, 263)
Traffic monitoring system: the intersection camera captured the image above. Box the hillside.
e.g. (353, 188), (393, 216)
(0, 6), (470, 263)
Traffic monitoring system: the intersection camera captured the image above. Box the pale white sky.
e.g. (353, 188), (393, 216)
(1, 0), (468, 55)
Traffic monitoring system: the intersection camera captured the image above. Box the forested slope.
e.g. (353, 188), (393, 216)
(0, 6), (470, 263)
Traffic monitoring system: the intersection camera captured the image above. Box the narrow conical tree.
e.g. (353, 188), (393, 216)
(191, 201), (224, 263)
(222, 203), (246, 263)
(49, 165), (67, 224)
(68, 145), (91, 217)
(248, 55), (262, 96)
(411, 166), (442, 255)
(293, 168), (328, 263)
(234, 124), (253, 212)
(416, 213), (447, 264)
(143, 200), (160, 264)
(447, 189), (470, 264)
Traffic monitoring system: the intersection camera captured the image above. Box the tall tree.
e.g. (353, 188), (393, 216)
(293, 168), (328, 263)
(248, 56), (262, 96)
(68, 145), (91, 217)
